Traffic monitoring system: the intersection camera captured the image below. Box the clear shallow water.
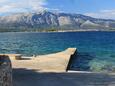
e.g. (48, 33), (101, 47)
(0, 31), (115, 72)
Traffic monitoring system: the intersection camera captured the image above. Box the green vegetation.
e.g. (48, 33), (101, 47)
(0, 26), (115, 32)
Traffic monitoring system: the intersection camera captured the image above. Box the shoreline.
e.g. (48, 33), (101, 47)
(1, 29), (115, 33)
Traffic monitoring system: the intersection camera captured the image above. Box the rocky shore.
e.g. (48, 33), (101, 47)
(0, 55), (12, 86)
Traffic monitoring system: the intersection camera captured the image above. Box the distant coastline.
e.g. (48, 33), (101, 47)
(1, 29), (115, 33)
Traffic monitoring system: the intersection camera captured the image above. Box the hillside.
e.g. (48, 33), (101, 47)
(0, 11), (115, 32)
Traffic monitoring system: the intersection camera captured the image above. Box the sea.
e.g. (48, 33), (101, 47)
(0, 31), (115, 72)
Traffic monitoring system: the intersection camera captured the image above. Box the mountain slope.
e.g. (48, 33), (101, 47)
(0, 11), (115, 31)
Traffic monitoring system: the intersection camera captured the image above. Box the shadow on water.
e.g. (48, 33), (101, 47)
(68, 51), (96, 71)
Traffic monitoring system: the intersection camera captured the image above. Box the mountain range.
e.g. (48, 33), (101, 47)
(0, 11), (115, 32)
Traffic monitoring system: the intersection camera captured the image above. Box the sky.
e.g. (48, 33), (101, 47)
(0, 0), (115, 19)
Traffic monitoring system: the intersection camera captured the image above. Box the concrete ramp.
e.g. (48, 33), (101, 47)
(33, 48), (77, 72)
(11, 48), (77, 72)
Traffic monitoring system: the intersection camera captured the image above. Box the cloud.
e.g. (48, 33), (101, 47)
(0, 0), (47, 14)
(85, 9), (115, 19)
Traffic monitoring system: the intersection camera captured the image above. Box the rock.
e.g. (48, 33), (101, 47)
(0, 55), (12, 86)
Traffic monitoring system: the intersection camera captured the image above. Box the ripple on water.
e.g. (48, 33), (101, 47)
(0, 31), (115, 72)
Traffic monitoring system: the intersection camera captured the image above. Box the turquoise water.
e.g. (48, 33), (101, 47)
(0, 31), (115, 72)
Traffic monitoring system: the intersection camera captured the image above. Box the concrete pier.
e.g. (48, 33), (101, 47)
(4, 48), (114, 86)
(11, 48), (77, 72)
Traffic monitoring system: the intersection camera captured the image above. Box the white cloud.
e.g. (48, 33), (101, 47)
(0, 0), (47, 14)
(85, 9), (115, 19)
(0, 0), (8, 3)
